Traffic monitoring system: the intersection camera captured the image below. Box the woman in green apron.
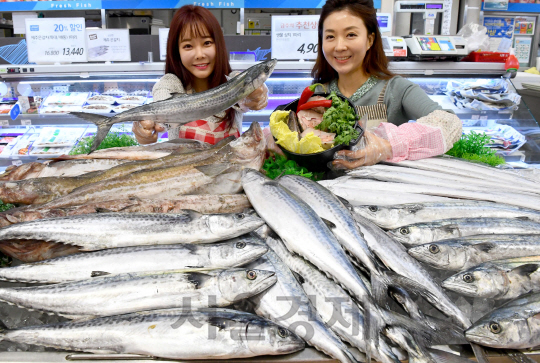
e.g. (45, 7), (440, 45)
(312, 0), (462, 169)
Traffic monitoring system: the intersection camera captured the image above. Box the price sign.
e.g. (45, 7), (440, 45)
(26, 18), (87, 63)
(12, 160), (22, 166)
(86, 29), (131, 62)
(271, 15), (319, 60)
(0, 120), (9, 126)
(21, 119), (31, 126)
(159, 28), (169, 61)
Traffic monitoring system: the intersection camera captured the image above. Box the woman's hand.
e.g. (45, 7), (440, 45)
(132, 121), (166, 144)
(332, 131), (393, 169)
(240, 84), (269, 111)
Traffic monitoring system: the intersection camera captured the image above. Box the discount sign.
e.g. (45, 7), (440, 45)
(271, 15), (319, 60)
(26, 18), (87, 63)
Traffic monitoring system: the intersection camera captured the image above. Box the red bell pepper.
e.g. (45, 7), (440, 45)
(297, 99), (332, 112)
(296, 83), (325, 113)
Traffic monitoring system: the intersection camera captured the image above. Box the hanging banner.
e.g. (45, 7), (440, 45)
(86, 29), (131, 61)
(483, 16), (514, 52)
(26, 17), (87, 63)
(271, 15), (319, 60)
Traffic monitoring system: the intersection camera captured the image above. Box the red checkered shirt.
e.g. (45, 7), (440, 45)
(178, 119), (241, 145)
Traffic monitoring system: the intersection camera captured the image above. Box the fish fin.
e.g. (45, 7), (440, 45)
(335, 195), (353, 209)
(427, 348), (476, 363)
(516, 216), (532, 221)
(169, 92), (188, 98)
(213, 135), (235, 148)
(186, 272), (213, 289)
(291, 271), (305, 284)
(128, 196), (143, 203)
(95, 207), (114, 213)
(371, 272), (389, 308)
(181, 209), (203, 220)
(511, 264), (540, 276)
(470, 343), (490, 363)
(185, 266), (203, 269)
(225, 75), (232, 81)
(91, 271), (111, 277)
(320, 218), (337, 230)
(195, 163), (232, 177)
(441, 224), (460, 234)
(474, 242), (497, 253)
(69, 112), (116, 153)
(4, 214), (19, 224)
(263, 180), (280, 187)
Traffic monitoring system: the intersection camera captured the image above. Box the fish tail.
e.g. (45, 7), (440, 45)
(470, 343), (490, 363)
(69, 112), (117, 154)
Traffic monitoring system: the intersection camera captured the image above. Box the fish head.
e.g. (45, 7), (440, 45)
(241, 168), (267, 185)
(465, 310), (530, 349)
(227, 122), (266, 169)
(209, 236), (268, 267)
(207, 210), (265, 237)
(218, 268), (277, 303)
(442, 266), (507, 298)
(387, 225), (430, 246)
(407, 242), (461, 270)
(352, 205), (402, 228)
(244, 59), (278, 91)
(243, 319), (305, 355)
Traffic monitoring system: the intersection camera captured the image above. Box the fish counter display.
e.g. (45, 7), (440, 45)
(1, 124), (540, 362)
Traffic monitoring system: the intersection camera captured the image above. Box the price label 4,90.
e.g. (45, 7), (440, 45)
(26, 18), (87, 63)
(272, 15), (319, 60)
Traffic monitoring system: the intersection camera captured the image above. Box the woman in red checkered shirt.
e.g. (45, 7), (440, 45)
(132, 5), (268, 145)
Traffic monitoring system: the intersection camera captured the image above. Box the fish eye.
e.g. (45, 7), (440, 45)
(489, 322), (502, 334)
(247, 270), (257, 280)
(463, 274), (474, 283)
(236, 241), (246, 249)
(400, 227), (410, 235)
(236, 213), (245, 220)
(429, 245), (440, 254)
(368, 206), (378, 212)
(278, 327), (289, 338)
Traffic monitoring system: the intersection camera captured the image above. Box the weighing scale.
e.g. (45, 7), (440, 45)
(393, 1), (444, 36)
(405, 35), (468, 60)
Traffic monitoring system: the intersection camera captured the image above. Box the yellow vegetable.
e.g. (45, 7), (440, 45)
(269, 110), (324, 154)
(524, 67), (540, 75)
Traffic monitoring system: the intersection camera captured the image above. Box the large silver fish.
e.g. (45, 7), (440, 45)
(442, 257), (540, 299)
(70, 59), (277, 152)
(0, 268), (276, 319)
(388, 218), (540, 247)
(247, 250), (360, 363)
(241, 169), (370, 303)
(407, 235), (540, 271)
(0, 235), (267, 283)
(0, 308), (305, 359)
(465, 292), (540, 349)
(277, 175), (380, 275)
(353, 201), (540, 229)
(0, 210), (264, 251)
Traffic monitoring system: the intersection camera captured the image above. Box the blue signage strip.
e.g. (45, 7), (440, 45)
(482, 2), (540, 13)
(104, 0), (243, 8)
(0, 1), (102, 11)
(244, 0), (379, 8)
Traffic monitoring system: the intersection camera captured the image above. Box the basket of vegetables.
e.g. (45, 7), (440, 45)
(270, 85), (364, 172)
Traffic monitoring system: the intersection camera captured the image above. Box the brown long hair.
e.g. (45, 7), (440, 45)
(165, 5), (235, 129)
(312, 0), (393, 84)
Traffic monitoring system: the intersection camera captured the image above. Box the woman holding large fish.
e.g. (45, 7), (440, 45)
(131, 5), (269, 145)
(310, 0), (462, 169)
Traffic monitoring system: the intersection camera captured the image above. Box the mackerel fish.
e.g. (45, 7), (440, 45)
(465, 292), (540, 349)
(353, 201), (540, 229)
(277, 175), (380, 275)
(408, 235), (540, 271)
(0, 134), (235, 205)
(247, 250), (360, 363)
(264, 235), (400, 363)
(0, 308), (305, 359)
(442, 256), (540, 299)
(0, 268), (276, 319)
(0, 194), (252, 227)
(0, 235), (267, 283)
(388, 217), (540, 246)
(241, 169), (371, 303)
(0, 210), (264, 251)
(70, 59), (277, 152)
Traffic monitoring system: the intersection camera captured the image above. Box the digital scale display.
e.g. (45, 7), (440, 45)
(426, 3), (443, 8)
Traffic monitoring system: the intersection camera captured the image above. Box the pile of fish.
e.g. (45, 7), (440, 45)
(0, 121), (266, 262)
(319, 156), (540, 353)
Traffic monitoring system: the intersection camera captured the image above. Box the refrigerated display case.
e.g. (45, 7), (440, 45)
(0, 61), (539, 169)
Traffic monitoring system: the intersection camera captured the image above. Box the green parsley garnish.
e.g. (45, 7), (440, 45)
(446, 131), (505, 167)
(316, 92), (359, 146)
(0, 199), (15, 212)
(262, 154), (323, 181)
(70, 125), (139, 155)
